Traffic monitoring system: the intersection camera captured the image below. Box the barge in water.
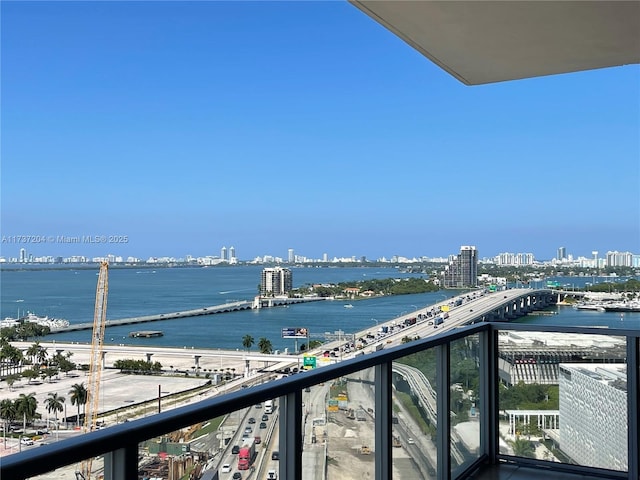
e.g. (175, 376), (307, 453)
(128, 330), (164, 338)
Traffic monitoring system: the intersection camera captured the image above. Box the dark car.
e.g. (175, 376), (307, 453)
(261, 414), (268, 422)
(248, 417), (256, 424)
(232, 445), (240, 454)
(271, 451), (279, 460)
(233, 473), (242, 480)
(259, 422), (267, 429)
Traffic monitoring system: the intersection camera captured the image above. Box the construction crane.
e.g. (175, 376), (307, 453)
(76, 261), (109, 480)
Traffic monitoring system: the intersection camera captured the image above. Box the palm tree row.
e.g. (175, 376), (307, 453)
(242, 335), (274, 354)
(1, 338), (78, 387)
(0, 383), (89, 433)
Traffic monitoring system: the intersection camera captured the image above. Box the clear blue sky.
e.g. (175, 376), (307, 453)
(2, 1), (639, 261)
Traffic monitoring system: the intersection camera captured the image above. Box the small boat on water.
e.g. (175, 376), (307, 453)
(574, 303), (606, 312)
(344, 304), (354, 309)
(602, 301), (640, 313)
(129, 330), (164, 338)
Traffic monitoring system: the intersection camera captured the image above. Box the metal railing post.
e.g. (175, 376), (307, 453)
(280, 391), (302, 480)
(375, 361), (392, 480)
(103, 443), (138, 480)
(480, 327), (498, 464)
(436, 343), (451, 480)
(627, 335), (639, 480)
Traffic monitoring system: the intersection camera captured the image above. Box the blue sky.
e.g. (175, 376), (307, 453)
(1, 1), (639, 261)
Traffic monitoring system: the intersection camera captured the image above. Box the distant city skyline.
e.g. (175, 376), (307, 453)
(2, 3), (638, 264)
(1, 242), (638, 267)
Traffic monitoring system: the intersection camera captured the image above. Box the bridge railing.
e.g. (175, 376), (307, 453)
(1, 321), (638, 480)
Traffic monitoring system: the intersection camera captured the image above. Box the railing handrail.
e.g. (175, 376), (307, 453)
(2, 321), (638, 479)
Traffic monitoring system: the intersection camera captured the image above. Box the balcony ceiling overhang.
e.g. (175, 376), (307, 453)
(349, 0), (640, 85)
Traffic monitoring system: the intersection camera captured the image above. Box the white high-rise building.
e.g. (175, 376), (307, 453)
(559, 363), (627, 471)
(229, 246), (235, 260)
(221, 246), (227, 261)
(19, 248), (27, 263)
(260, 267), (293, 297)
(288, 249), (294, 263)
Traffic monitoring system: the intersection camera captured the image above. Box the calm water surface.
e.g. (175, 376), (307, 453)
(1, 266), (637, 350)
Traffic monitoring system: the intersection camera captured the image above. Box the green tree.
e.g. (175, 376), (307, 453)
(45, 392), (65, 430)
(258, 337), (273, 354)
(510, 437), (535, 458)
(15, 392), (38, 430)
(26, 341), (41, 364)
(36, 345), (49, 366)
(69, 383), (88, 428)
(57, 356), (76, 376)
(242, 334), (255, 352)
(5, 374), (20, 391)
(0, 339), (23, 365)
(0, 399), (16, 446)
(22, 366), (40, 384)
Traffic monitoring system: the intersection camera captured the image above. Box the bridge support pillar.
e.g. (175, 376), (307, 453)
(145, 353), (153, 364)
(102, 351), (107, 370)
(193, 355), (201, 370)
(245, 359), (250, 378)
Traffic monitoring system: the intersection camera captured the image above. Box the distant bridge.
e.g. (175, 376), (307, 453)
(49, 297), (327, 334)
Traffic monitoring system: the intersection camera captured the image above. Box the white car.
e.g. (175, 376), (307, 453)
(221, 463), (231, 473)
(407, 438), (415, 444)
(20, 437), (34, 446)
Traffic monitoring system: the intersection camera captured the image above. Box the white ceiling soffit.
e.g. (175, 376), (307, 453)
(350, 0), (640, 85)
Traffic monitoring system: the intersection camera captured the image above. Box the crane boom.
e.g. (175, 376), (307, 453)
(76, 261), (109, 480)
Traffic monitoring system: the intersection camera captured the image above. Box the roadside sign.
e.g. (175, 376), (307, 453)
(303, 356), (317, 369)
(281, 327), (308, 338)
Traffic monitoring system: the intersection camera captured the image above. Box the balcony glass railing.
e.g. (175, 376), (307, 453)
(1, 322), (638, 480)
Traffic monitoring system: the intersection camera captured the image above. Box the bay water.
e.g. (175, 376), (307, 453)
(1, 266), (638, 351)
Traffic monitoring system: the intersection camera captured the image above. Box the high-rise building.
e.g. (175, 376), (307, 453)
(443, 246), (477, 288)
(19, 248), (27, 263)
(260, 267), (293, 297)
(221, 246), (227, 261)
(559, 363), (627, 470)
(323, 253), (328, 262)
(229, 246), (235, 260)
(606, 251), (633, 267)
(288, 248), (294, 263)
(557, 246), (566, 261)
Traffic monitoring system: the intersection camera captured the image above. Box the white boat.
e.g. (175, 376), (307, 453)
(1, 312), (70, 330)
(574, 303), (606, 312)
(344, 304), (354, 309)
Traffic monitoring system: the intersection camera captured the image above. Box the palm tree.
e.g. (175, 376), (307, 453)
(69, 383), (88, 428)
(510, 437), (535, 458)
(258, 337), (273, 354)
(0, 399), (16, 447)
(242, 334), (255, 352)
(45, 392), (65, 431)
(36, 345), (49, 366)
(15, 392), (38, 431)
(0, 340), (24, 372)
(26, 341), (41, 364)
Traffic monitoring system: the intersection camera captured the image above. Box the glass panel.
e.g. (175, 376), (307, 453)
(450, 334), (481, 477)
(498, 330), (628, 472)
(138, 404), (272, 479)
(392, 348), (437, 479)
(315, 367), (375, 480)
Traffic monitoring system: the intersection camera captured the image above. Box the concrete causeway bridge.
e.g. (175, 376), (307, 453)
(49, 296), (327, 334)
